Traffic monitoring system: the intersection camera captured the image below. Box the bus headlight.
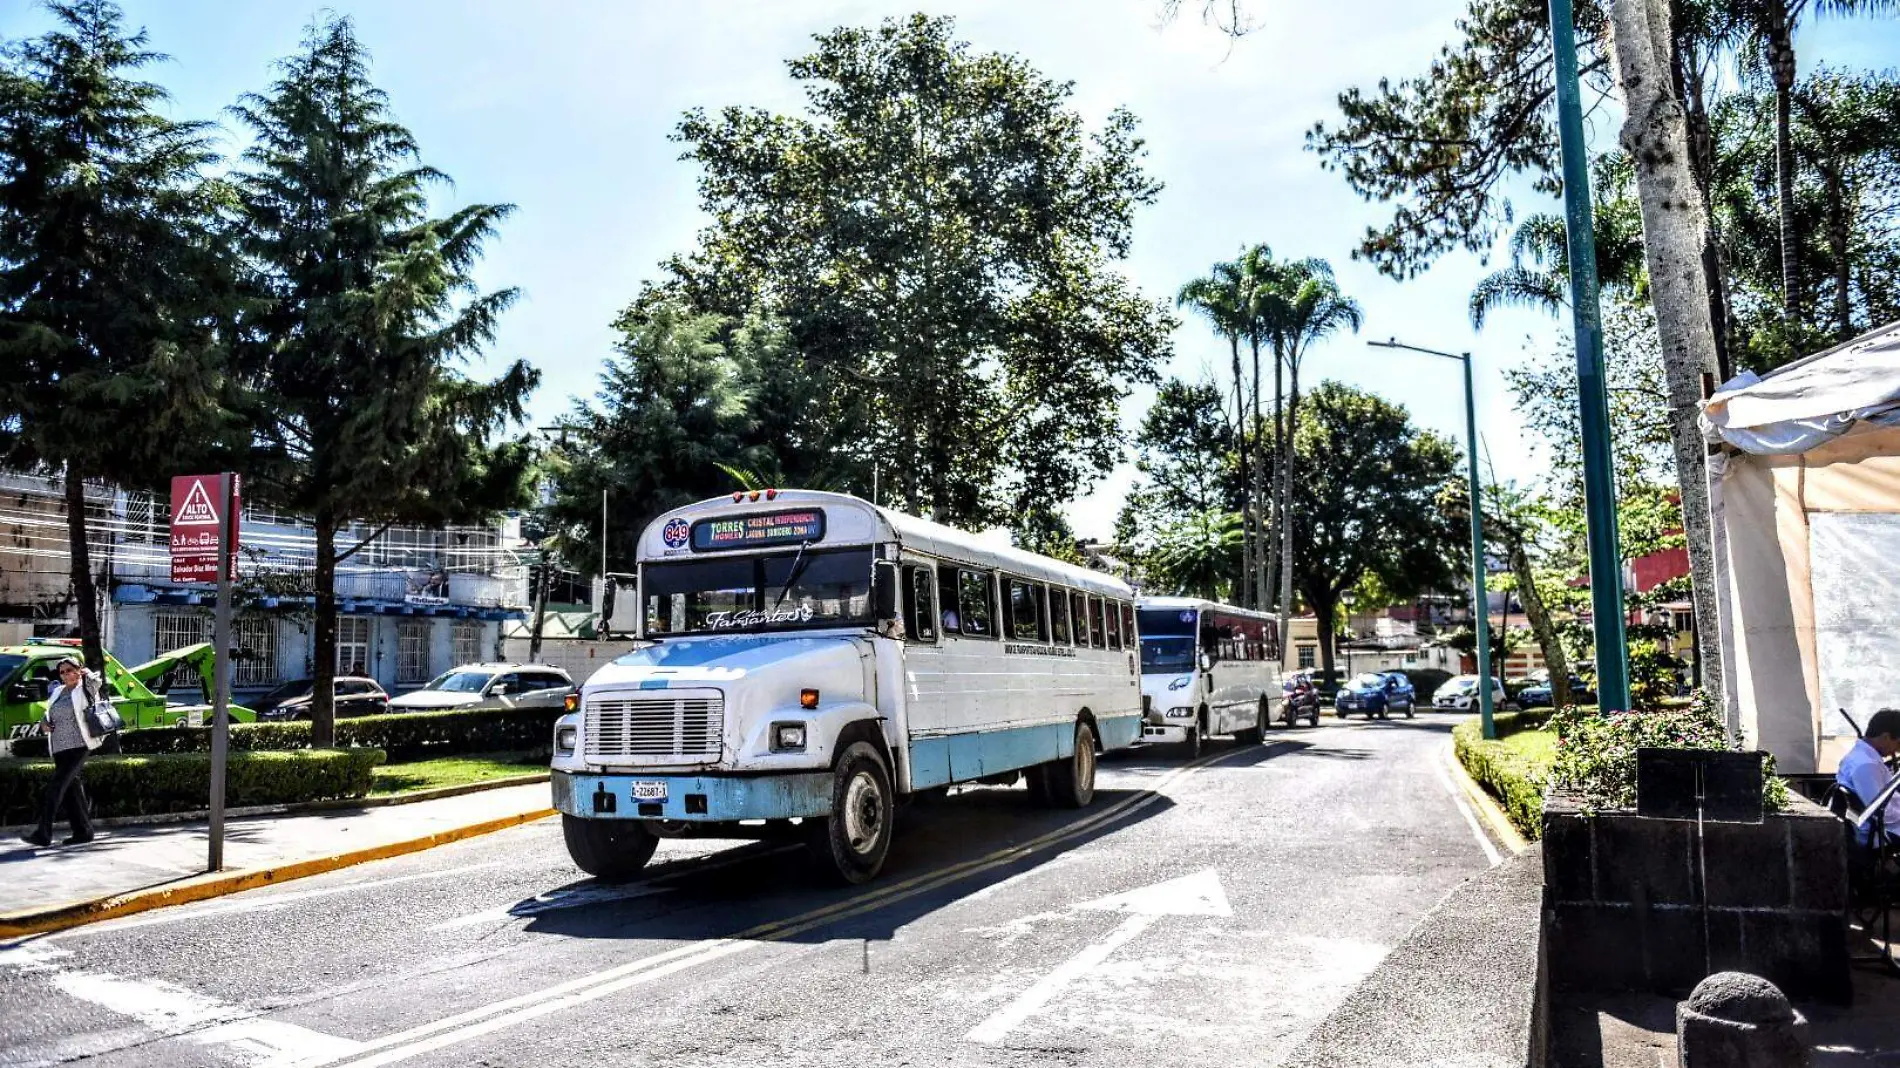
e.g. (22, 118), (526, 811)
(555, 725), (577, 756)
(1165, 706), (1194, 719)
(772, 723), (807, 751)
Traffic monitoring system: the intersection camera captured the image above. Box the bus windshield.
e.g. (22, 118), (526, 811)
(1139, 636), (1196, 674)
(644, 548), (874, 635)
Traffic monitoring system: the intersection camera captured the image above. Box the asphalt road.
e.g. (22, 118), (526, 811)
(1, 714), (1498, 1068)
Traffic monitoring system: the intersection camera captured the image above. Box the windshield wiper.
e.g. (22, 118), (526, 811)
(770, 541), (813, 611)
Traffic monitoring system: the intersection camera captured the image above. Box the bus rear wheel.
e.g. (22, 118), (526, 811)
(1236, 698), (1267, 745)
(1032, 720), (1098, 808)
(805, 741), (895, 885)
(562, 815), (658, 882)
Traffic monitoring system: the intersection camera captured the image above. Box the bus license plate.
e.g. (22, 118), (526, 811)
(630, 781), (668, 802)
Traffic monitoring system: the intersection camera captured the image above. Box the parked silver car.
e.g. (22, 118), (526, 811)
(386, 663), (576, 713)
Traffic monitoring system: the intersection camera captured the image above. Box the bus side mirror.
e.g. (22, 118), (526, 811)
(872, 561), (899, 623)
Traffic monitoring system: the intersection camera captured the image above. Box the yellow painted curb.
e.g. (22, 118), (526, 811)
(0, 808), (556, 939)
(1444, 741), (1530, 856)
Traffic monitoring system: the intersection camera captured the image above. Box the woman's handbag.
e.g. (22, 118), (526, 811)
(81, 677), (123, 736)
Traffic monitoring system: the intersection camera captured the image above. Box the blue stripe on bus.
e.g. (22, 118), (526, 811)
(908, 713), (1142, 791)
(638, 679), (671, 690)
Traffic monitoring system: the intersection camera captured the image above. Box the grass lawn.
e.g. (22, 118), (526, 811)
(1498, 725), (1557, 772)
(370, 750), (549, 796)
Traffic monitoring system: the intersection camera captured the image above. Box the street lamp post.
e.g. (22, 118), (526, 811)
(1546, 0), (1631, 715)
(1368, 339), (1495, 739)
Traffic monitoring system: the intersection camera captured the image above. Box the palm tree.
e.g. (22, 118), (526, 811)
(1467, 156), (1650, 329)
(1234, 244), (1280, 612)
(1149, 510), (1242, 601)
(1177, 263), (1257, 606)
(1732, 0), (1899, 325)
(1257, 258), (1363, 656)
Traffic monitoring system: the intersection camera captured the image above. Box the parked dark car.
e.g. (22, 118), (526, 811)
(252, 676), (390, 721)
(1516, 674), (1597, 709)
(1334, 671), (1415, 720)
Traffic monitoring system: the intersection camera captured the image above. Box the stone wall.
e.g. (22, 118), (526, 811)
(1542, 794), (1848, 1003)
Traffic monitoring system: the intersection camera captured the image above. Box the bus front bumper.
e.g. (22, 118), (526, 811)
(1140, 723), (1191, 743)
(552, 770), (833, 822)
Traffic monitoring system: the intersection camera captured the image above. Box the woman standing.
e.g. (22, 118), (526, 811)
(23, 657), (106, 848)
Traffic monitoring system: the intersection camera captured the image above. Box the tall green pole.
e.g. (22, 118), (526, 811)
(1462, 354), (1496, 740)
(1548, 0), (1630, 712)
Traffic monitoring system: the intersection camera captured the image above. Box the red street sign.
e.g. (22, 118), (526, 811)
(170, 473), (240, 583)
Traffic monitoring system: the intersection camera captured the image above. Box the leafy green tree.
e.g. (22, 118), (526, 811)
(1115, 377), (1237, 587)
(0, 0), (239, 670)
(662, 14), (1172, 529)
(1178, 260), (1260, 604)
(542, 303), (771, 581)
(1288, 382), (1461, 683)
(233, 17), (537, 744)
(1147, 510), (1242, 601)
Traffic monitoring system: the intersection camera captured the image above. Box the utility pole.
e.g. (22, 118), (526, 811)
(1369, 339), (1495, 739)
(1547, 0), (1631, 713)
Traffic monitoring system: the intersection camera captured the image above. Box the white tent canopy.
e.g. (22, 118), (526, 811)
(1702, 319), (1900, 455)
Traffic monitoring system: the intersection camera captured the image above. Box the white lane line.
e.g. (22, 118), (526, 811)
(2, 943), (363, 1067)
(964, 913), (1160, 1045)
(49, 862), (508, 939)
(1436, 748), (1502, 867)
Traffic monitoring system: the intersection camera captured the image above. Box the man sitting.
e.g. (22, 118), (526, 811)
(1837, 708), (1900, 844)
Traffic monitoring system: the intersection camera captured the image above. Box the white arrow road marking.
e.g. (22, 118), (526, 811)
(1, 943), (363, 1067)
(964, 868), (1231, 1045)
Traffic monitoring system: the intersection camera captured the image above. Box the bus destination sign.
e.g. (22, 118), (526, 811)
(690, 509), (825, 552)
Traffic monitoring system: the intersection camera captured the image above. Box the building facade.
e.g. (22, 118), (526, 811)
(0, 471), (528, 698)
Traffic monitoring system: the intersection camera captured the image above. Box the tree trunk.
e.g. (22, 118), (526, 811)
(63, 467), (104, 672)
(1312, 590), (1338, 690)
(1822, 171), (1853, 339)
(529, 560), (550, 661)
(311, 512), (338, 748)
(1679, 47), (1734, 381)
(1276, 363), (1300, 670)
(1249, 334), (1269, 612)
(1507, 534), (1570, 707)
(1267, 346), (1285, 612)
(1229, 336), (1253, 605)
(1771, 17), (1800, 326)
(1607, 0), (1725, 707)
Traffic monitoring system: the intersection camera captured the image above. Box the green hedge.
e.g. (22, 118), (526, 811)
(0, 749), (383, 825)
(10, 706), (562, 763)
(1453, 709), (1552, 841)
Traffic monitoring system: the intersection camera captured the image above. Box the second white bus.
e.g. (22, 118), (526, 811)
(1136, 597), (1284, 756)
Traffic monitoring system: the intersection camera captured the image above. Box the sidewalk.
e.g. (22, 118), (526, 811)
(0, 782), (554, 937)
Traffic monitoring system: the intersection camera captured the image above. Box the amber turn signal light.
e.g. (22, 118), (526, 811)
(800, 688), (820, 709)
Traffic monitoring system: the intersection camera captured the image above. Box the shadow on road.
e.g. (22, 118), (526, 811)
(511, 740), (1310, 947)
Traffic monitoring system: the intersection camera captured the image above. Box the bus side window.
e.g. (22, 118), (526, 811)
(1033, 583), (1051, 642)
(959, 569), (996, 638)
(937, 566), (961, 636)
(1090, 596), (1108, 649)
(1071, 591), (1090, 646)
(1121, 603), (1137, 647)
(1049, 587), (1072, 644)
(1007, 578), (1041, 642)
(1104, 600), (1122, 650)
(904, 564), (938, 644)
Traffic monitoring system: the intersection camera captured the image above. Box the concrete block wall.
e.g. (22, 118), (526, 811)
(1542, 795), (1850, 1003)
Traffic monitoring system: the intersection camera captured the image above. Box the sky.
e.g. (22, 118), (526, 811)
(6, 0), (1896, 541)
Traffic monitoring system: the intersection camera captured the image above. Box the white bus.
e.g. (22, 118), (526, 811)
(1135, 597), (1285, 756)
(550, 490), (1143, 884)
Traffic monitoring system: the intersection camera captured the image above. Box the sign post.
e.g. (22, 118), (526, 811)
(171, 473), (239, 870)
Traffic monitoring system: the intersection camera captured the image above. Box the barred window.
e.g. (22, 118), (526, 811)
(1298, 645), (1317, 670)
(451, 621), (483, 668)
(396, 620), (431, 684)
(337, 616), (371, 677)
(155, 612), (209, 654)
(232, 616), (278, 688)
(124, 492), (165, 544)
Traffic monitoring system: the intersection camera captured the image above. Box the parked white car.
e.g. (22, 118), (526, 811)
(1433, 675), (1505, 711)
(387, 663), (575, 713)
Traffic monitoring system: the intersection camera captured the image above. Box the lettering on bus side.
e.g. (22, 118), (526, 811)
(1004, 643), (1077, 657)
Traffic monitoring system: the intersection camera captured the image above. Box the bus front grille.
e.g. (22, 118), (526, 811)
(585, 694), (724, 762)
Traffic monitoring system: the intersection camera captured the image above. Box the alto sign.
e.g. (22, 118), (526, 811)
(170, 473), (240, 583)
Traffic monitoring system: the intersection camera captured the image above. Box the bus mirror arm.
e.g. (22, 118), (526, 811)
(1198, 652), (1214, 673)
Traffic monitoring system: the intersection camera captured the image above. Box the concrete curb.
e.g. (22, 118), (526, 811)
(1444, 739), (1531, 855)
(0, 771), (551, 834)
(0, 806), (556, 939)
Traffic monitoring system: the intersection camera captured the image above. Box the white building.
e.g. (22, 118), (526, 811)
(0, 471), (528, 698)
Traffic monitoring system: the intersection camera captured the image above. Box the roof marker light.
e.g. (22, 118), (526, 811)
(765, 488), (778, 500)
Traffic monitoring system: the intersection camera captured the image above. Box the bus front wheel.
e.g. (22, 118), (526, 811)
(806, 741), (895, 885)
(562, 815), (658, 882)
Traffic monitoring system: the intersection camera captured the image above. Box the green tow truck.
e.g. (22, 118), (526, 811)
(0, 638), (256, 743)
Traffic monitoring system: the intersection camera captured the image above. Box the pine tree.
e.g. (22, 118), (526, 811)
(232, 17), (537, 744)
(0, 0), (237, 670)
